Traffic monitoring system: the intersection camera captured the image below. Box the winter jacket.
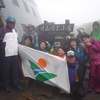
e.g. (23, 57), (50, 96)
(0, 26), (18, 57)
(38, 48), (48, 52)
(67, 61), (84, 93)
(84, 38), (100, 65)
(71, 44), (88, 62)
(90, 28), (100, 40)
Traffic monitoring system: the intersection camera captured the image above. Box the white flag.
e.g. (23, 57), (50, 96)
(18, 44), (70, 93)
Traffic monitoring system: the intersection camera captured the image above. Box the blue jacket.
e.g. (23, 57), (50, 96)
(67, 61), (84, 93)
(71, 44), (88, 62)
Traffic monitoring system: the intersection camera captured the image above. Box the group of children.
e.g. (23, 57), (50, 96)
(21, 31), (100, 99)
(1, 16), (100, 99)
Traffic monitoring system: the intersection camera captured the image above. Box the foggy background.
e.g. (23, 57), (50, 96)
(34, 0), (100, 34)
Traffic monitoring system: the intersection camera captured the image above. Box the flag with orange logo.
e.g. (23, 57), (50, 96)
(18, 44), (70, 93)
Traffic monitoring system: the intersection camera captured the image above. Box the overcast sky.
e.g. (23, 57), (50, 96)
(34, 0), (100, 26)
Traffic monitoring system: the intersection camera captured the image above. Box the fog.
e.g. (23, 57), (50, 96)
(34, 0), (100, 25)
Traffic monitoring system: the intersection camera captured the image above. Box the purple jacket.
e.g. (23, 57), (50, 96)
(84, 38), (100, 65)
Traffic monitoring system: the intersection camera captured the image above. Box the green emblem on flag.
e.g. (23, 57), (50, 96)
(29, 60), (57, 82)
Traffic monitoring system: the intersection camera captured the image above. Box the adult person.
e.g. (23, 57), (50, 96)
(90, 21), (100, 40)
(0, 16), (23, 93)
(22, 24), (38, 46)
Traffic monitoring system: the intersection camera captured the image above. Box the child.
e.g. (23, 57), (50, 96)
(38, 40), (48, 52)
(57, 47), (66, 59)
(81, 34), (100, 93)
(67, 50), (85, 97)
(57, 47), (68, 93)
(69, 38), (88, 77)
(69, 38), (88, 62)
(21, 36), (34, 48)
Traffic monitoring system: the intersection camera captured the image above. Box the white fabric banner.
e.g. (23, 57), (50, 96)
(18, 44), (70, 93)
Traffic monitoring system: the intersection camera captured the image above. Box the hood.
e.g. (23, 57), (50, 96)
(6, 16), (16, 26)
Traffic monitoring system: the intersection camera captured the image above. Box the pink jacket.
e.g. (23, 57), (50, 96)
(84, 38), (100, 65)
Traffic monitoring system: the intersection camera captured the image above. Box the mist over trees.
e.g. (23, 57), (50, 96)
(74, 20), (100, 36)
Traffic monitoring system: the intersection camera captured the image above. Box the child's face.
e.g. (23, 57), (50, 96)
(24, 38), (31, 46)
(40, 42), (46, 50)
(70, 41), (77, 48)
(57, 48), (65, 56)
(67, 57), (76, 63)
(83, 37), (91, 44)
